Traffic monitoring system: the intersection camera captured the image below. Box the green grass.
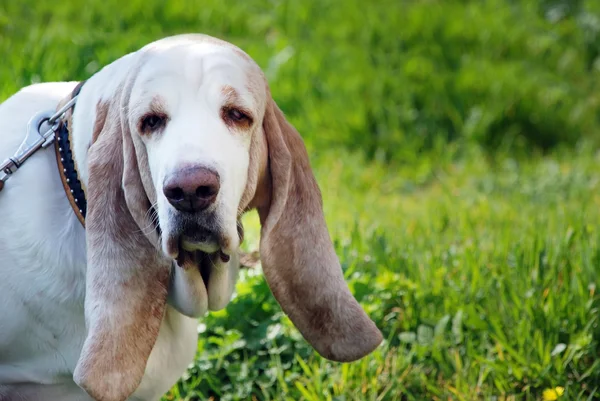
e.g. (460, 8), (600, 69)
(1, 0), (599, 400)
(177, 147), (600, 401)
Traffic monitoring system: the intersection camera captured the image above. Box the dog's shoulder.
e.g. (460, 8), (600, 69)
(0, 81), (88, 385)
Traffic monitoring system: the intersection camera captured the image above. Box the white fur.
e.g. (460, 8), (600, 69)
(0, 35), (266, 400)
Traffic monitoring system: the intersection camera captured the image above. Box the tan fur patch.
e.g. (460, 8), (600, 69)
(92, 101), (109, 143)
(221, 85), (239, 101)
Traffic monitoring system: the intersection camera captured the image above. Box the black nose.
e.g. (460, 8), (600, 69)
(163, 166), (220, 213)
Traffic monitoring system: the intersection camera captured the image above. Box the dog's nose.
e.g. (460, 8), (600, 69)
(163, 167), (220, 213)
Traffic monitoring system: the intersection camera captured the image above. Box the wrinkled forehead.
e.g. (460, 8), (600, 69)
(132, 38), (267, 113)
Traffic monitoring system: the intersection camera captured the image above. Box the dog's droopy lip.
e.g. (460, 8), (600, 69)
(174, 249), (211, 294)
(166, 235), (179, 259)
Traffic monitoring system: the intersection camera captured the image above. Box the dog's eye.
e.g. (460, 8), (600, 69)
(228, 109), (248, 122)
(223, 107), (253, 128)
(140, 113), (167, 134)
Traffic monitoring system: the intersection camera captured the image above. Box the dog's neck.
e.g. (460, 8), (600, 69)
(69, 51), (138, 188)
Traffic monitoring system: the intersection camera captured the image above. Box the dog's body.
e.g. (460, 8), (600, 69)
(0, 83), (198, 400)
(0, 35), (382, 401)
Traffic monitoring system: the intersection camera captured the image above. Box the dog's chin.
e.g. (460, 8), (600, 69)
(160, 214), (241, 315)
(162, 222), (233, 297)
(166, 232), (239, 315)
(174, 248), (214, 293)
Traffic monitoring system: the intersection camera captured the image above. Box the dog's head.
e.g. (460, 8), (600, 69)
(73, 34), (382, 401)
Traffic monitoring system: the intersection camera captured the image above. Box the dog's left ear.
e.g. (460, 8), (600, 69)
(247, 93), (383, 363)
(73, 82), (171, 401)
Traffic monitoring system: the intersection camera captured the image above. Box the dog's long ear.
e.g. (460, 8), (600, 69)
(73, 85), (172, 401)
(251, 96), (383, 362)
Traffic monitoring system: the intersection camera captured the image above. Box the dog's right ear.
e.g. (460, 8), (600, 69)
(73, 83), (172, 401)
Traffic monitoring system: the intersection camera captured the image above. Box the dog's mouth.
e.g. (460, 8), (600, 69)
(162, 219), (244, 316)
(173, 233), (230, 286)
(161, 216), (244, 303)
(178, 236), (231, 262)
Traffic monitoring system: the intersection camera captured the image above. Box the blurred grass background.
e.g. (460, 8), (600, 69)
(1, 0), (600, 400)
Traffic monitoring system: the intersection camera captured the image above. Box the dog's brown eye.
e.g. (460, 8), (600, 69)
(223, 107), (253, 128)
(140, 114), (167, 133)
(228, 109), (247, 122)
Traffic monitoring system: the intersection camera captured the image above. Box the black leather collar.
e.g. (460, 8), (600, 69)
(55, 81), (87, 225)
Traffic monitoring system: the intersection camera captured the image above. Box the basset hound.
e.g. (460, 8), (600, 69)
(0, 34), (382, 401)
